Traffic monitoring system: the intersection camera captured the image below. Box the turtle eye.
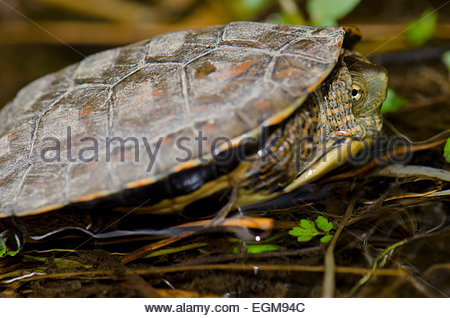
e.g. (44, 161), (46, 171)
(351, 84), (363, 102)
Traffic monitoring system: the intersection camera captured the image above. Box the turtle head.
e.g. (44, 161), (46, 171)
(345, 55), (388, 134)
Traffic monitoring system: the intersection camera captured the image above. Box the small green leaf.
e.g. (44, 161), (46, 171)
(444, 138), (450, 163)
(320, 234), (334, 243)
(233, 244), (280, 254)
(288, 227), (304, 236)
(289, 219), (319, 242)
(307, 0), (362, 26)
(381, 88), (408, 113)
(299, 219), (319, 236)
(315, 216), (333, 232)
(296, 234), (315, 242)
(442, 51), (450, 72)
(245, 244), (280, 254)
(406, 8), (438, 47)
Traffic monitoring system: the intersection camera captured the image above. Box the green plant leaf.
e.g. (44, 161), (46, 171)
(299, 219), (319, 235)
(443, 50), (450, 72)
(296, 233), (316, 242)
(289, 219), (319, 242)
(307, 0), (361, 26)
(320, 234), (334, 243)
(233, 244), (280, 254)
(246, 244), (280, 254)
(288, 227), (304, 236)
(0, 235), (21, 258)
(381, 88), (408, 113)
(406, 8), (438, 47)
(6, 249), (20, 257)
(444, 138), (450, 163)
(315, 216), (333, 232)
(0, 238), (6, 258)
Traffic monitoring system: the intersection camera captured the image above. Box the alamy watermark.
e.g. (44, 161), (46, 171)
(39, 126), (412, 172)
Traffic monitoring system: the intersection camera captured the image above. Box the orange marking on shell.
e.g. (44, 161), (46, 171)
(160, 137), (172, 146)
(213, 60), (256, 80)
(172, 160), (198, 173)
(152, 88), (163, 97)
(77, 191), (111, 202)
(275, 67), (303, 79)
(127, 178), (154, 188)
(78, 106), (94, 119)
(30, 203), (66, 216)
(254, 100), (271, 111)
(201, 122), (215, 132)
(7, 133), (18, 142)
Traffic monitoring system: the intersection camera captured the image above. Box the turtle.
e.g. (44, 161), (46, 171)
(0, 22), (388, 242)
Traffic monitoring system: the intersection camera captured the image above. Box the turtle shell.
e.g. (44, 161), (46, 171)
(0, 22), (356, 218)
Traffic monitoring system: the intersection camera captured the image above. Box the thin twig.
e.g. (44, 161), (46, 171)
(322, 193), (357, 297)
(1, 264), (407, 285)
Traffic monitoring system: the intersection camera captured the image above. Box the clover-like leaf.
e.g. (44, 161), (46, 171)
(297, 233), (317, 242)
(315, 216), (333, 232)
(288, 227), (304, 236)
(298, 219), (319, 237)
(289, 219), (319, 242)
(320, 234), (334, 244)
